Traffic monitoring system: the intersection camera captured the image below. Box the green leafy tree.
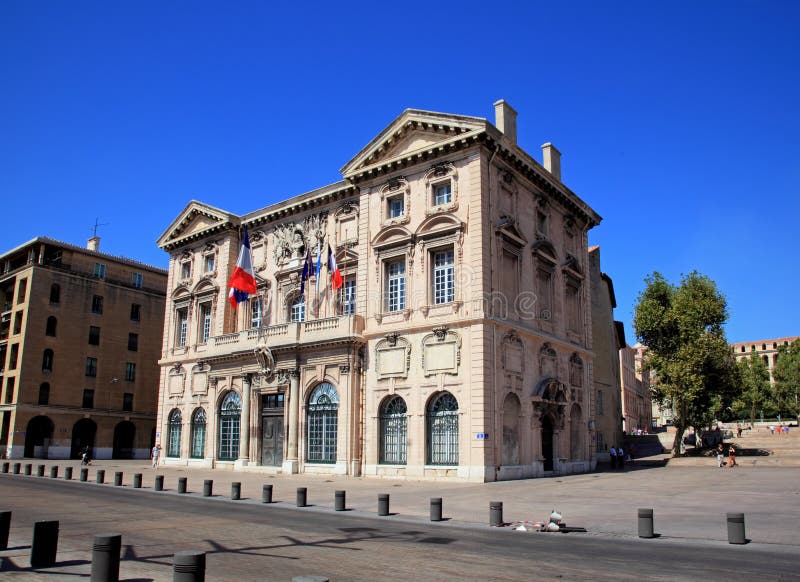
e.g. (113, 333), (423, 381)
(634, 271), (737, 455)
(732, 351), (772, 424)
(773, 340), (800, 418)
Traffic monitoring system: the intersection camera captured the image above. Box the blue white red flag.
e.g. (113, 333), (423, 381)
(328, 245), (343, 291)
(227, 227), (257, 309)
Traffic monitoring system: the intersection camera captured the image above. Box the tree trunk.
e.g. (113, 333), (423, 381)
(672, 424), (685, 457)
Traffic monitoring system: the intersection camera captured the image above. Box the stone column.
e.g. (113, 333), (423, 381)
(236, 375), (251, 468)
(283, 370), (300, 474)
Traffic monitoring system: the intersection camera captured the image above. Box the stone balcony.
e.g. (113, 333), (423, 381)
(191, 315), (365, 359)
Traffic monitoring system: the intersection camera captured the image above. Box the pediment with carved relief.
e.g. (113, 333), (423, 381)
(158, 201), (237, 250)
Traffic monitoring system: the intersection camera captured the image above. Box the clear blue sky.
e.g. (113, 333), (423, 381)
(2, 1), (798, 344)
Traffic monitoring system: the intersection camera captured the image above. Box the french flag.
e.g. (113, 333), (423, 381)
(227, 227), (258, 309)
(328, 245), (343, 291)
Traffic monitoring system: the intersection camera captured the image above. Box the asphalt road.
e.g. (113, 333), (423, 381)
(0, 476), (797, 581)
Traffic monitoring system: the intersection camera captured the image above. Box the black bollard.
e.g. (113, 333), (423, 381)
(1, 462), (8, 473)
(96, 469), (105, 484)
(36, 464), (45, 477)
(296, 487), (307, 507)
(231, 482), (241, 500)
(24, 463), (32, 475)
(0, 510), (10, 550)
(638, 508), (654, 538)
(64, 467), (73, 480)
(91, 532), (121, 582)
(81, 467), (89, 481)
(335, 490), (346, 511)
(12, 462), (21, 474)
(49, 466), (59, 479)
(30, 520), (59, 567)
(154, 475), (164, 491)
(430, 497), (443, 522)
(378, 494), (390, 516)
(203, 479), (213, 497)
(173, 550), (206, 582)
(490, 501), (503, 527)
(262, 484), (273, 503)
(178, 477), (187, 494)
(133, 473), (142, 488)
(727, 513), (746, 544)
(114, 472), (123, 487)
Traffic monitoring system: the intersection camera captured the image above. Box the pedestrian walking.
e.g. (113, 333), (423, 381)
(609, 446), (617, 469)
(617, 446), (625, 470)
(716, 443), (724, 467)
(728, 444), (737, 468)
(151, 444), (161, 468)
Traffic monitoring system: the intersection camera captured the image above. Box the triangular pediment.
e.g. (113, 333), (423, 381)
(341, 109), (489, 178)
(157, 201), (237, 250)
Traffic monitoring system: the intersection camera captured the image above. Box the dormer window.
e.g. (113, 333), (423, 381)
(433, 183), (452, 206)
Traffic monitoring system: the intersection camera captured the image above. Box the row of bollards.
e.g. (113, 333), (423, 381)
(637, 507), (747, 544)
(0, 510), (207, 581)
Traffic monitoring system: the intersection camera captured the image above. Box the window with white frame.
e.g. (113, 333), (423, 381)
(385, 259), (406, 312)
(204, 254), (215, 273)
(290, 295), (305, 322)
(176, 307), (188, 347)
(340, 278), (356, 315)
(433, 182), (452, 206)
(387, 195), (404, 219)
(432, 248), (455, 304)
(181, 261), (191, 279)
(250, 297), (263, 328)
(199, 302), (212, 343)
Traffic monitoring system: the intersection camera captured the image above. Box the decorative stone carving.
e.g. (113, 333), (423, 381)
(254, 343), (276, 382)
(502, 331), (524, 376)
(421, 329), (461, 376)
(375, 335), (411, 379)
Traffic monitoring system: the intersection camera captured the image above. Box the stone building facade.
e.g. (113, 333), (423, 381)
(730, 336), (799, 384)
(620, 345), (652, 433)
(156, 101), (603, 481)
(0, 237), (167, 459)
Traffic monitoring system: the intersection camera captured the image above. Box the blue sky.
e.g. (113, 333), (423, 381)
(1, 1), (798, 343)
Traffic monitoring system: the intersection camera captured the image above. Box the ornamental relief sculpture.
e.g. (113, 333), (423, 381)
(272, 213), (328, 267)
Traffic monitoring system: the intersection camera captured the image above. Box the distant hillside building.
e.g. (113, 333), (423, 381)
(0, 237), (167, 460)
(156, 101), (606, 481)
(730, 336), (799, 384)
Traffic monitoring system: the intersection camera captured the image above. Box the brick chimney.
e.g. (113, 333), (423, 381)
(541, 142), (561, 181)
(87, 236), (100, 252)
(493, 99), (517, 145)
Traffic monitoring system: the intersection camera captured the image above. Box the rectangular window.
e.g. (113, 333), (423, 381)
(176, 307), (188, 347)
(199, 303), (212, 343)
(93, 263), (106, 278)
(85, 357), (97, 377)
(91, 295), (104, 314)
(130, 303), (141, 322)
(204, 255), (215, 272)
(131, 272), (143, 288)
(88, 326), (101, 346)
(597, 389), (604, 416)
(596, 431), (605, 453)
(386, 259), (406, 312)
(5, 377), (15, 404)
(17, 278), (27, 304)
(250, 297), (263, 328)
(501, 250), (520, 307)
(38, 383), (50, 405)
(566, 280), (582, 333)
(13, 311), (22, 335)
(181, 261), (191, 279)
(82, 389), (94, 408)
(341, 279), (356, 315)
(122, 393), (133, 412)
(433, 183), (452, 206)
(432, 249), (455, 304)
(536, 211), (548, 236)
(290, 297), (306, 323)
(125, 362), (136, 382)
(9, 344), (19, 370)
(537, 269), (553, 320)
(128, 333), (138, 351)
(387, 195), (404, 219)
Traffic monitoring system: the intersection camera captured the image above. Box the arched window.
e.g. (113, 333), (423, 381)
(45, 316), (57, 337)
(218, 391), (241, 461)
(42, 349), (54, 372)
(49, 284), (60, 304)
(306, 382), (338, 463)
(190, 407), (207, 459)
(38, 383), (50, 405)
(427, 392), (458, 465)
(167, 409), (182, 457)
(290, 295), (306, 322)
(379, 396), (407, 464)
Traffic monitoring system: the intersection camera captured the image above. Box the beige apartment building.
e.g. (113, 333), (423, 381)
(731, 336), (799, 384)
(0, 237), (167, 460)
(156, 101), (605, 481)
(620, 345), (652, 433)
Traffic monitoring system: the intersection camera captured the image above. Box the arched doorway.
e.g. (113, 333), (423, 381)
(541, 415), (554, 471)
(112, 421), (136, 459)
(24, 416), (54, 458)
(71, 418), (97, 459)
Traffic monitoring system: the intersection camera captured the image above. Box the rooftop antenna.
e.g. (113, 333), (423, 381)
(91, 218), (109, 238)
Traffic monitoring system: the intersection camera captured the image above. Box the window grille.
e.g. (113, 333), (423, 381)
(218, 392), (241, 461)
(427, 392), (459, 465)
(380, 396), (407, 464)
(306, 382), (338, 463)
(191, 408), (207, 458)
(168, 409), (182, 457)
